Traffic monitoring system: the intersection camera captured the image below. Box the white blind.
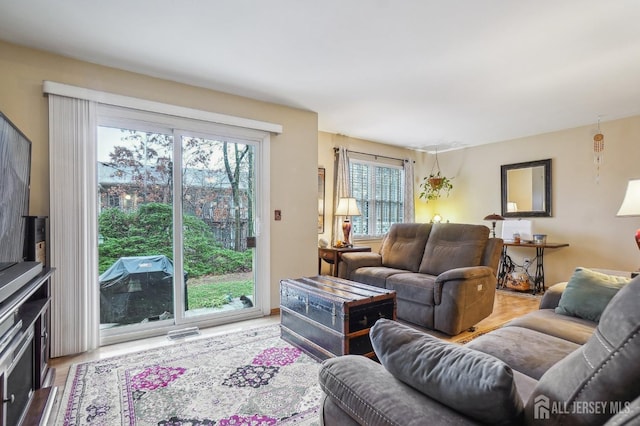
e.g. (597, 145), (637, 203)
(48, 94), (101, 357)
(350, 160), (404, 237)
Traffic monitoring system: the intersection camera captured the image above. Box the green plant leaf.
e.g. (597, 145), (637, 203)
(418, 172), (453, 202)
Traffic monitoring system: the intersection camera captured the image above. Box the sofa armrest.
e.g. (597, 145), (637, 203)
(435, 266), (495, 284)
(433, 266), (497, 335)
(319, 355), (479, 425)
(539, 281), (568, 309)
(338, 252), (382, 279)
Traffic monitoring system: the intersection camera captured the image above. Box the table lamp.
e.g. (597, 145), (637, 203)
(335, 197), (361, 247)
(483, 213), (505, 238)
(616, 179), (640, 253)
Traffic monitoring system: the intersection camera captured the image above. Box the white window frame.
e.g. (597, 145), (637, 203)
(96, 106), (272, 344)
(349, 157), (405, 239)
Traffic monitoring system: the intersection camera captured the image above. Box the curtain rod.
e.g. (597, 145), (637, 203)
(333, 147), (414, 163)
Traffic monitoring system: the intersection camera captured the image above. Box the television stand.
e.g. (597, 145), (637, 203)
(0, 267), (55, 426)
(0, 264), (15, 273)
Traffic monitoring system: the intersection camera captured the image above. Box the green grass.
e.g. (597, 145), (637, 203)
(187, 280), (254, 309)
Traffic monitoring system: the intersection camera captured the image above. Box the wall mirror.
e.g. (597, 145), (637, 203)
(501, 159), (552, 217)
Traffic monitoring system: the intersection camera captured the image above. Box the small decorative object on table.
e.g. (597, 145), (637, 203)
(533, 234), (547, 244)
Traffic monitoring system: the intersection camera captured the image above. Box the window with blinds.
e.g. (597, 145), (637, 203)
(349, 158), (404, 238)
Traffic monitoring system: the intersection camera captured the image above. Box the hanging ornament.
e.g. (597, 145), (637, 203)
(593, 118), (604, 184)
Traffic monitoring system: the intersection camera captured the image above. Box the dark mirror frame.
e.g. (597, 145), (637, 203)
(501, 158), (552, 217)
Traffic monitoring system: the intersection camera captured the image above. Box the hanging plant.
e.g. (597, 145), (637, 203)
(419, 172), (453, 201)
(419, 150), (454, 202)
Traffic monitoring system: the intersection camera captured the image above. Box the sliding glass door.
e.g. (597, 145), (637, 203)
(177, 132), (256, 321)
(97, 117), (261, 340)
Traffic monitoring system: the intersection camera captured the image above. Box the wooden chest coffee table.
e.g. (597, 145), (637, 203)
(279, 275), (396, 361)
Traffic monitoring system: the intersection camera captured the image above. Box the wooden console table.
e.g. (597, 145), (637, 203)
(498, 242), (569, 294)
(318, 246), (371, 277)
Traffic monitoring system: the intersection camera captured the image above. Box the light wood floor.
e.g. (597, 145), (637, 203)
(49, 289), (540, 392)
(437, 289), (541, 342)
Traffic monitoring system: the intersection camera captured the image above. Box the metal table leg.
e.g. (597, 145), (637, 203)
(533, 246), (545, 294)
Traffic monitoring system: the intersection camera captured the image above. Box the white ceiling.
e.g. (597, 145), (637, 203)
(2, 0), (640, 151)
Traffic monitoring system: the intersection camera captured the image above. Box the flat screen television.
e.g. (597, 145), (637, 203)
(0, 112), (32, 271)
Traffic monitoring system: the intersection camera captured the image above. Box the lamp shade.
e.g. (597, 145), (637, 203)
(617, 179), (640, 216)
(335, 197), (361, 216)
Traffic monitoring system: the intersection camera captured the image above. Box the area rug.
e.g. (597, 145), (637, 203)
(54, 324), (322, 426)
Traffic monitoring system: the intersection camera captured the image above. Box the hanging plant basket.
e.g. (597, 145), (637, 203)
(419, 172), (453, 202)
(419, 150), (453, 202)
(427, 176), (445, 189)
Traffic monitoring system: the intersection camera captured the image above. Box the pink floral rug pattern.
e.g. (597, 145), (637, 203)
(54, 325), (322, 426)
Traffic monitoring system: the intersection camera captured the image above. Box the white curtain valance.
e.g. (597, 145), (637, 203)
(42, 81), (283, 134)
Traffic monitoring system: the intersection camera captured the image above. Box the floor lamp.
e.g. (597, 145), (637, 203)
(335, 197), (361, 247)
(617, 179), (640, 269)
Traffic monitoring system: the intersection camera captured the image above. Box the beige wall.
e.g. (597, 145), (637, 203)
(0, 40), (318, 309)
(422, 116), (640, 284)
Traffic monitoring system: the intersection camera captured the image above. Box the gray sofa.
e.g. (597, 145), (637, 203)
(318, 269), (640, 425)
(338, 222), (503, 335)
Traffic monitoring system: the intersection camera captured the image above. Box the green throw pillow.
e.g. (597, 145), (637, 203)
(370, 319), (523, 425)
(555, 267), (631, 322)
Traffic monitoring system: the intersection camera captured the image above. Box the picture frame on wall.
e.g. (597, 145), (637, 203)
(318, 168), (325, 233)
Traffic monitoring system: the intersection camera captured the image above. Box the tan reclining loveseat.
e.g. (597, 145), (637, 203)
(339, 222), (503, 335)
